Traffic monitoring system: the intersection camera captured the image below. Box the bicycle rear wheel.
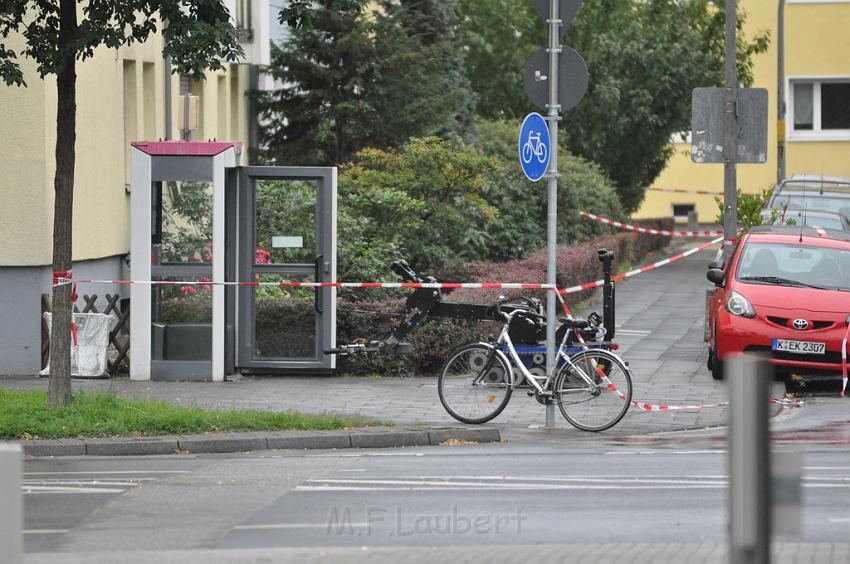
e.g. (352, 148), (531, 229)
(553, 349), (632, 432)
(438, 343), (513, 424)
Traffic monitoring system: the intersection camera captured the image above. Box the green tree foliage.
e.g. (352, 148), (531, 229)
(564, 0), (769, 213)
(714, 187), (787, 232)
(0, 1), (241, 406)
(339, 137), (498, 274)
(458, 0), (769, 212)
(473, 119), (624, 261)
(456, 0), (544, 119)
(381, 0), (476, 140)
(257, 0), (475, 166)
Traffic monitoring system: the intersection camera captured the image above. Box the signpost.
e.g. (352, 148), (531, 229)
(518, 113), (551, 182)
(690, 0), (769, 262)
(691, 87), (769, 164)
(523, 47), (588, 114)
(522, 0), (587, 428)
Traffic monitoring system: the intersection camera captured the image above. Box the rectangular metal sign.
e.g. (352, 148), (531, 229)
(691, 87), (768, 164)
(272, 236), (304, 248)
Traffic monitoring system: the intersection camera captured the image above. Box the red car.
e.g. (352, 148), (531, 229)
(707, 226), (850, 381)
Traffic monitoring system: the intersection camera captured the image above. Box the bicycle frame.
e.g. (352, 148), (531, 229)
(486, 310), (601, 395)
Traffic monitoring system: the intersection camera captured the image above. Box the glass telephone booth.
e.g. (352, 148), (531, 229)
(129, 141), (336, 381)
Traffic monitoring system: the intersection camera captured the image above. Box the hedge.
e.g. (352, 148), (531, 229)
(161, 220), (672, 376)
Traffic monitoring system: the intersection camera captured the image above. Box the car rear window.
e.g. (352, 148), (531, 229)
(774, 213), (847, 230)
(736, 242), (850, 291)
(770, 195), (850, 216)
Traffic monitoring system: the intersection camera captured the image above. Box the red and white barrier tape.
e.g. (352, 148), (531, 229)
(580, 211), (724, 238)
(54, 279), (559, 290)
(55, 237), (724, 299)
(552, 291), (804, 412)
(648, 187), (723, 197)
(559, 237), (723, 295)
(52, 271), (79, 346)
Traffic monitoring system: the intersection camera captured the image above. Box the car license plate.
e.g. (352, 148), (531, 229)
(771, 339), (826, 355)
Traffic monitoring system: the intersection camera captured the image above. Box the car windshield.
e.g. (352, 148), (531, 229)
(770, 194), (850, 216)
(736, 242), (850, 291)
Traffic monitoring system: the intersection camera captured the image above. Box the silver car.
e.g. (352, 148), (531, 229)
(769, 208), (850, 231)
(761, 174), (850, 225)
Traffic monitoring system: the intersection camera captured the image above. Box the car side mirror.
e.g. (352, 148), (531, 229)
(706, 268), (725, 287)
(707, 260), (723, 270)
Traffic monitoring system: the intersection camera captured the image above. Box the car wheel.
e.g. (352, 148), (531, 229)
(710, 348), (724, 380)
(707, 348), (713, 370)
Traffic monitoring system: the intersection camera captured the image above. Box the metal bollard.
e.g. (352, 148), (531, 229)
(728, 355), (771, 564)
(0, 444), (23, 564)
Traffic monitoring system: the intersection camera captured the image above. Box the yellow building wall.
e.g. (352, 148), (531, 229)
(0, 11), (253, 266)
(0, 33), (50, 266)
(635, 1), (850, 222)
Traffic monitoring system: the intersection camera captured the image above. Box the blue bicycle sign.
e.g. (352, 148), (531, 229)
(518, 113), (550, 182)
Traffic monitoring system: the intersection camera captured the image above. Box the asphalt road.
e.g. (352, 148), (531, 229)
(19, 399), (850, 562)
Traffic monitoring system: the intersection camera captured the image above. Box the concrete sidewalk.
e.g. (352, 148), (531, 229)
(2, 240), (788, 436)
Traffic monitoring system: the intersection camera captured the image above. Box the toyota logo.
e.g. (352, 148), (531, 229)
(792, 319), (809, 331)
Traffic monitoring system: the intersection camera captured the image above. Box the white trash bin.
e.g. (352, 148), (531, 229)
(40, 313), (115, 378)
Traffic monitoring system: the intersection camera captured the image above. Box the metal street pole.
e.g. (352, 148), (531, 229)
(777, 0), (786, 183)
(728, 356), (772, 564)
(545, 0), (561, 428)
(0, 444), (23, 564)
(723, 0), (739, 263)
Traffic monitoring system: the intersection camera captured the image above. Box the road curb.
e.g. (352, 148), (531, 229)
(6, 426), (501, 457)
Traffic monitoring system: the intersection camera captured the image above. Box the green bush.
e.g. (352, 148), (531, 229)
(247, 228), (671, 376)
(472, 119), (625, 261)
(713, 186), (786, 233)
(337, 137), (500, 277)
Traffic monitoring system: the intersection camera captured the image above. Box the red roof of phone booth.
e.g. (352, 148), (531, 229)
(131, 141), (243, 157)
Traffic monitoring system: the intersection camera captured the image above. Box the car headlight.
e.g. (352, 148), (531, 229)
(726, 291), (755, 318)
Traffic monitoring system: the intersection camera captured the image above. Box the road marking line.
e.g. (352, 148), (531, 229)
(296, 483), (850, 492)
(307, 453), (426, 458)
(23, 529), (70, 535)
(361, 474), (732, 481)
(304, 478), (729, 487)
(604, 450), (726, 455)
(23, 480), (145, 487)
(828, 518), (850, 523)
(233, 523), (371, 531)
(23, 471), (191, 476)
(22, 485), (127, 494)
(337, 469), (367, 473)
(295, 485), (727, 491)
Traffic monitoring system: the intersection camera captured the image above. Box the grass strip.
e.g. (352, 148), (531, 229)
(0, 386), (382, 440)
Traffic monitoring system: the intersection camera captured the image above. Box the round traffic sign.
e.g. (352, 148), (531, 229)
(518, 113), (551, 182)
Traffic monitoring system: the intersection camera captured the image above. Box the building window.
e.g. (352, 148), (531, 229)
(789, 78), (850, 140)
(672, 203), (695, 222)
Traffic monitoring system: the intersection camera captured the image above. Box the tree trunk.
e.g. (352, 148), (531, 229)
(48, 0), (78, 407)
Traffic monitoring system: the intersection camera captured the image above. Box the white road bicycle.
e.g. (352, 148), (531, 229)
(437, 297), (633, 432)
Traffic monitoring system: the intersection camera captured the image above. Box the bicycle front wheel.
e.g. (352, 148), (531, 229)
(438, 343), (513, 424)
(553, 349), (632, 432)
